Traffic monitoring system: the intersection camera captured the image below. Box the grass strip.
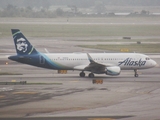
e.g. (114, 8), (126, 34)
(1, 24), (160, 38)
(26, 83), (62, 85)
(0, 82), (62, 85)
(0, 72), (22, 75)
(78, 43), (160, 53)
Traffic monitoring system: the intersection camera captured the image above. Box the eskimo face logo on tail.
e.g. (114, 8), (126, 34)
(16, 38), (28, 53)
(118, 58), (146, 67)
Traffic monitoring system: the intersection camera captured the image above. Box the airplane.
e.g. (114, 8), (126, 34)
(8, 29), (157, 78)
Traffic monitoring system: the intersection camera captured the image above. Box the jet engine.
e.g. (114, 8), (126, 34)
(105, 66), (121, 76)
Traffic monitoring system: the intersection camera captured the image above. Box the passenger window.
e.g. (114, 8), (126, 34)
(145, 57), (150, 60)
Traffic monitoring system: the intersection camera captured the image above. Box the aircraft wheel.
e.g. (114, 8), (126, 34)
(134, 70), (139, 77)
(80, 72), (85, 77)
(88, 73), (94, 78)
(135, 74), (139, 77)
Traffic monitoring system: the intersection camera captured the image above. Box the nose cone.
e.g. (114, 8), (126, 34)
(151, 60), (157, 67)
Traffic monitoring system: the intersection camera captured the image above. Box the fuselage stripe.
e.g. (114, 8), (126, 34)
(28, 47), (34, 55)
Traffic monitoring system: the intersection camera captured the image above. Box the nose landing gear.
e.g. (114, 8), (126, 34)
(134, 69), (139, 77)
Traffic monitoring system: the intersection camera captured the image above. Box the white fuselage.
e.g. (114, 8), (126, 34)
(44, 53), (156, 70)
(9, 29), (157, 77)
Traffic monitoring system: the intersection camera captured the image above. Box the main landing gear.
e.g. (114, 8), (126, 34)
(88, 73), (94, 78)
(79, 71), (85, 77)
(79, 71), (95, 78)
(134, 69), (139, 77)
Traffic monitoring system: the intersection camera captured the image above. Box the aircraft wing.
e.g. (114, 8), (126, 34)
(74, 53), (115, 73)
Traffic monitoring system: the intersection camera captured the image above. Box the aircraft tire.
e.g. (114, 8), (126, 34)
(89, 73), (94, 78)
(80, 72), (85, 77)
(134, 69), (139, 77)
(135, 74), (139, 77)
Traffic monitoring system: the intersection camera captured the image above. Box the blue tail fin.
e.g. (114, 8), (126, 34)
(11, 29), (38, 55)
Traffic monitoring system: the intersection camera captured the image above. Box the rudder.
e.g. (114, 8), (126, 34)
(11, 29), (38, 55)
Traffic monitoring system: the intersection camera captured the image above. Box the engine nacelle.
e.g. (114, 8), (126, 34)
(105, 66), (121, 76)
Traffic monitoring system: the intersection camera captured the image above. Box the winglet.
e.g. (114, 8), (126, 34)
(87, 53), (95, 63)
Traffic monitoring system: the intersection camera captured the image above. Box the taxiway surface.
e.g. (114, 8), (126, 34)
(0, 37), (160, 120)
(0, 59), (160, 120)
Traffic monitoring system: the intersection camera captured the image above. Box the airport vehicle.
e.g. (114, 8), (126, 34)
(8, 29), (157, 78)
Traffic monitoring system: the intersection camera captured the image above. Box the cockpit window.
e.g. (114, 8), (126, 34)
(146, 57), (150, 60)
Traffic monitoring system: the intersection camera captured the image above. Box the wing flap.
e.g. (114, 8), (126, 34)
(74, 65), (88, 70)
